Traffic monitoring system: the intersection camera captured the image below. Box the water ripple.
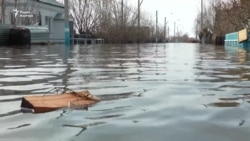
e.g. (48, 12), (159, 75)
(1, 44), (250, 141)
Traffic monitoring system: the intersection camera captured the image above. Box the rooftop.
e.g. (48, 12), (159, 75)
(38, 0), (64, 8)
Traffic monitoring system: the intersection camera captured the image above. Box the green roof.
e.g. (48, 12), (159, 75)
(38, 0), (64, 8)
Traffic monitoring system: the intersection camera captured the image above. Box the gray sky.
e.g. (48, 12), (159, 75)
(128, 0), (202, 38)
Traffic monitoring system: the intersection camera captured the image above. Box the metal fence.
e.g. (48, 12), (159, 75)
(71, 34), (104, 45)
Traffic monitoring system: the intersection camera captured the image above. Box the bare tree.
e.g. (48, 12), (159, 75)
(69, 0), (100, 34)
(194, 0), (250, 40)
(69, 0), (156, 43)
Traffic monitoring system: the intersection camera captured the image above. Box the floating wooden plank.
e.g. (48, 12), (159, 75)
(21, 90), (100, 113)
(238, 28), (248, 43)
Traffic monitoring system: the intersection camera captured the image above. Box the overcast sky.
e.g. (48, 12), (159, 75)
(128, 0), (202, 38)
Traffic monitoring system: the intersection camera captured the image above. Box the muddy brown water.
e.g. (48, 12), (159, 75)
(1, 43), (250, 141)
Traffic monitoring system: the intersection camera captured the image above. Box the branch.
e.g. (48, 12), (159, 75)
(140, 0), (143, 6)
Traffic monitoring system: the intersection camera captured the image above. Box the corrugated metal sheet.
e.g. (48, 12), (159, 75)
(30, 32), (50, 43)
(21, 25), (50, 44)
(0, 24), (10, 45)
(0, 24), (53, 45)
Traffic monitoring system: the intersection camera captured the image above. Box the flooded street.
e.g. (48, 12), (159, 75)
(1, 43), (250, 141)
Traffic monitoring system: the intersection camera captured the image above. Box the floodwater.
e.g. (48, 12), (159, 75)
(0, 43), (250, 141)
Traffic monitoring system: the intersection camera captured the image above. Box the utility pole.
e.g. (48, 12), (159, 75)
(168, 26), (169, 42)
(121, 0), (124, 43)
(164, 17), (166, 43)
(14, 0), (17, 8)
(201, 0), (204, 44)
(156, 10), (158, 43)
(121, 0), (123, 26)
(138, 0), (140, 43)
(174, 22), (176, 43)
(1, 0), (5, 24)
(177, 26), (178, 42)
(14, 0), (17, 27)
(64, 0), (70, 46)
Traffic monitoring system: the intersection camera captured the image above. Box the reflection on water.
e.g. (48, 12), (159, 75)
(63, 121), (106, 136)
(2, 44), (250, 141)
(8, 123), (31, 130)
(0, 110), (21, 117)
(238, 49), (247, 64)
(208, 102), (240, 107)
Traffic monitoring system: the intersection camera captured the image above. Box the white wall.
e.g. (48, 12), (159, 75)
(2, 0), (66, 43)
(52, 19), (64, 42)
(3, 0), (64, 24)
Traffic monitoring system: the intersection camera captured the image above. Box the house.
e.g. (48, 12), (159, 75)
(0, 0), (72, 44)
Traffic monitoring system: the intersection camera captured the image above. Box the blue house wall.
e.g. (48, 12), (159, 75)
(225, 31), (250, 49)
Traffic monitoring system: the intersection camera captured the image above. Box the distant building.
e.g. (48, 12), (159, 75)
(0, 0), (72, 43)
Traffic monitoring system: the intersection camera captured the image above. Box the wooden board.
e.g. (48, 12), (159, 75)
(21, 91), (100, 113)
(238, 28), (248, 43)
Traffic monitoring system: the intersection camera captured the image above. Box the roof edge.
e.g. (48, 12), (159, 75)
(38, 0), (64, 8)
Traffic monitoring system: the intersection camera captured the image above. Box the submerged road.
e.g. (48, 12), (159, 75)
(0, 43), (250, 141)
